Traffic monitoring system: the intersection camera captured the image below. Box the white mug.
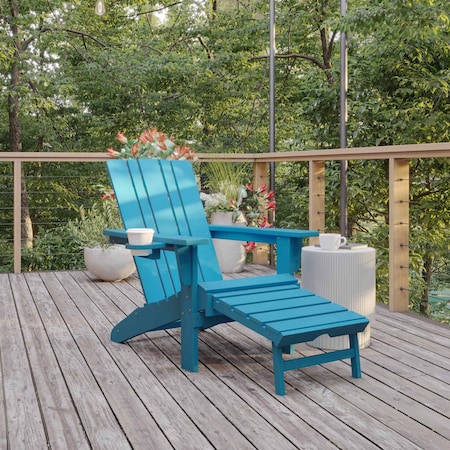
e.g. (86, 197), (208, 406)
(319, 233), (347, 251)
(126, 228), (155, 256)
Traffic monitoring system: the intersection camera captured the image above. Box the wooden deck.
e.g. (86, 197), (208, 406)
(1, 267), (449, 449)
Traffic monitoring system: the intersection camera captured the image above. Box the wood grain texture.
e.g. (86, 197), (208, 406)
(1, 268), (449, 450)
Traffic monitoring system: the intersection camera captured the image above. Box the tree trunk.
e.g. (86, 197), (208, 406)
(8, 0), (34, 248)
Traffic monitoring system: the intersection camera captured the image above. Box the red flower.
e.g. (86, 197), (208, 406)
(102, 189), (116, 201)
(257, 183), (267, 194)
(116, 132), (127, 144)
(265, 190), (275, 200)
(107, 147), (119, 158)
(266, 201), (276, 211)
(243, 242), (256, 253)
(157, 131), (167, 145)
(259, 217), (268, 228)
(131, 143), (139, 156)
(176, 145), (196, 160)
(108, 128), (196, 160)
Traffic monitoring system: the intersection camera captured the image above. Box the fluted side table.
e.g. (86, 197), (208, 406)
(301, 245), (376, 349)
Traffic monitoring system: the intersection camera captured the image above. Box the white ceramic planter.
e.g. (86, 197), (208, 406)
(84, 245), (136, 281)
(210, 211), (246, 273)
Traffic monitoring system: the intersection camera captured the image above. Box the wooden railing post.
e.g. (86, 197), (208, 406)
(389, 158), (410, 311)
(253, 161), (269, 264)
(14, 160), (22, 273)
(309, 160), (325, 245)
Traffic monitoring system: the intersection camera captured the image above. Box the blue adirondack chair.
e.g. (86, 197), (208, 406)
(105, 159), (369, 395)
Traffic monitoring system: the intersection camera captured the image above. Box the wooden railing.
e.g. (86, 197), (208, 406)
(1, 142), (450, 312)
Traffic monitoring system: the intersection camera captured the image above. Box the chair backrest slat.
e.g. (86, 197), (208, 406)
(107, 159), (222, 304)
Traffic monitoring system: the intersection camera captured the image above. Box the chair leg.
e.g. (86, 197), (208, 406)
(180, 308), (199, 372)
(281, 344), (295, 355)
(110, 300), (182, 343)
(272, 343), (286, 395)
(349, 333), (362, 378)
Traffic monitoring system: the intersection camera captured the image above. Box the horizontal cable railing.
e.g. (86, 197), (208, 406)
(1, 141), (450, 312)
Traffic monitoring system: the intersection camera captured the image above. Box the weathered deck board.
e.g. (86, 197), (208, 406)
(0, 275), (48, 449)
(9, 273), (91, 449)
(70, 270), (256, 450)
(1, 269), (449, 450)
(211, 323), (440, 450)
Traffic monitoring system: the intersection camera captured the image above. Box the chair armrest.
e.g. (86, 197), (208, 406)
(209, 225), (319, 274)
(104, 228), (128, 244)
(104, 229), (209, 249)
(209, 225), (318, 244)
(105, 229), (209, 273)
(154, 235), (210, 247)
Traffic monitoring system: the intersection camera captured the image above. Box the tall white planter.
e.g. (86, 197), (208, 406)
(84, 244), (136, 281)
(210, 211), (247, 273)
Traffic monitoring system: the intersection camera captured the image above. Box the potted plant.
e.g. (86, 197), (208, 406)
(68, 188), (136, 281)
(107, 128), (197, 161)
(199, 163), (246, 272)
(201, 162), (246, 220)
(73, 127), (196, 279)
(237, 182), (276, 252)
(200, 162), (276, 271)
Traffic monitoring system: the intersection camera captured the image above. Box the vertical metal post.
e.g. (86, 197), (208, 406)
(268, 0), (276, 263)
(339, 0), (348, 237)
(269, 0), (276, 193)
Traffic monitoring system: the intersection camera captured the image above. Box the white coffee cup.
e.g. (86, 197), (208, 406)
(126, 228), (155, 256)
(319, 233), (347, 251)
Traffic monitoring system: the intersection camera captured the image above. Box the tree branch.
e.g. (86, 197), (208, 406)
(40, 27), (108, 47)
(251, 53), (326, 71)
(197, 35), (214, 60)
(118, 2), (182, 19)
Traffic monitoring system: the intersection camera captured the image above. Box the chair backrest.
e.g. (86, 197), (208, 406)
(107, 159), (222, 303)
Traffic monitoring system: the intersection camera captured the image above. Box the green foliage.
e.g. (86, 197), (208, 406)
(0, 0), (448, 322)
(346, 0), (450, 146)
(67, 197), (123, 250)
(21, 226), (84, 272)
(274, 162), (310, 229)
(201, 161), (275, 228)
(203, 162), (249, 202)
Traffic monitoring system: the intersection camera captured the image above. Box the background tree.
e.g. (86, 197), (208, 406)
(0, 0), (448, 319)
(342, 0), (450, 313)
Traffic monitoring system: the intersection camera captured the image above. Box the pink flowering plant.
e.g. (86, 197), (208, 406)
(201, 175), (276, 253)
(200, 178), (276, 253)
(235, 183), (276, 253)
(201, 182), (276, 228)
(235, 183), (276, 228)
(107, 128), (196, 160)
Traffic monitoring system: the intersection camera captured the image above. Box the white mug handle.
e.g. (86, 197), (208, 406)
(340, 236), (347, 246)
